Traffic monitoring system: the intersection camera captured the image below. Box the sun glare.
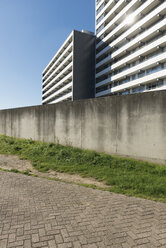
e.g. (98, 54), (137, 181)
(124, 14), (135, 25)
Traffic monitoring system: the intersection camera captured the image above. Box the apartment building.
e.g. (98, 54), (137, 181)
(42, 30), (95, 104)
(95, 0), (166, 97)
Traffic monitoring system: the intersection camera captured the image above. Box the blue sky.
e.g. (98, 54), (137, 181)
(0, 0), (95, 110)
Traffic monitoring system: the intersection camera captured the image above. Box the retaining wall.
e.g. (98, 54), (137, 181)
(0, 91), (165, 164)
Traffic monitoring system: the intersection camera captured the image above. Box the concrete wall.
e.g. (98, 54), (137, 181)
(0, 90), (166, 164)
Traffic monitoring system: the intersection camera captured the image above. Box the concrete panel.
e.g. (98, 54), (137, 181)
(81, 97), (117, 154)
(5, 110), (12, 137)
(116, 92), (166, 163)
(35, 104), (55, 143)
(62, 101), (82, 148)
(11, 109), (21, 138)
(19, 107), (36, 140)
(54, 103), (69, 145)
(54, 101), (82, 147)
(0, 110), (7, 135)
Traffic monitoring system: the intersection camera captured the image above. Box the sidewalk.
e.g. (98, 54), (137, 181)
(0, 171), (165, 248)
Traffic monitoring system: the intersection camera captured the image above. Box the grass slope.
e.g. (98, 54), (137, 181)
(0, 135), (166, 202)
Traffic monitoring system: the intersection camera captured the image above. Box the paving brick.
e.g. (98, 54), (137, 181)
(32, 234), (39, 243)
(0, 234), (8, 240)
(8, 234), (16, 243)
(48, 240), (56, 248)
(24, 223), (30, 231)
(61, 229), (69, 239)
(55, 234), (63, 244)
(16, 235), (31, 241)
(159, 238), (166, 245)
(82, 244), (97, 248)
(39, 228), (46, 237)
(0, 239), (7, 248)
(32, 241), (48, 247)
(40, 235), (54, 242)
(72, 241), (82, 248)
(45, 223), (52, 231)
(58, 244), (72, 248)
(24, 240), (31, 248)
(7, 240), (24, 247)
(16, 228), (24, 236)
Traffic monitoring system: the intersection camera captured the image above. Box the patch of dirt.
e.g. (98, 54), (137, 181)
(0, 154), (109, 188)
(0, 154), (35, 172)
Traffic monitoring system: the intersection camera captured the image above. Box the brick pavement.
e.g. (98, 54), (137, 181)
(0, 171), (166, 248)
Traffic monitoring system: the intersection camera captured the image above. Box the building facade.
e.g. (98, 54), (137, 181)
(95, 0), (166, 97)
(42, 30), (95, 104)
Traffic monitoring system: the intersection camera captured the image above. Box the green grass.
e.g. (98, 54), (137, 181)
(0, 135), (166, 202)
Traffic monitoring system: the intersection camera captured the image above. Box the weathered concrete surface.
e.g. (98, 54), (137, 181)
(0, 171), (166, 248)
(0, 91), (166, 164)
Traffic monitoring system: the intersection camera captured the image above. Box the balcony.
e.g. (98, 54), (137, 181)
(42, 32), (73, 75)
(42, 42), (73, 81)
(43, 52), (72, 87)
(43, 72), (72, 97)
(43, 62), (72, 92)
(42, 82), (72, 104)
(51, 92), (72, 104)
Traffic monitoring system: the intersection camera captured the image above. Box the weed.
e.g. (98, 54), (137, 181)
(23, 169), (31, 175)
(10, 168), (19, 173)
